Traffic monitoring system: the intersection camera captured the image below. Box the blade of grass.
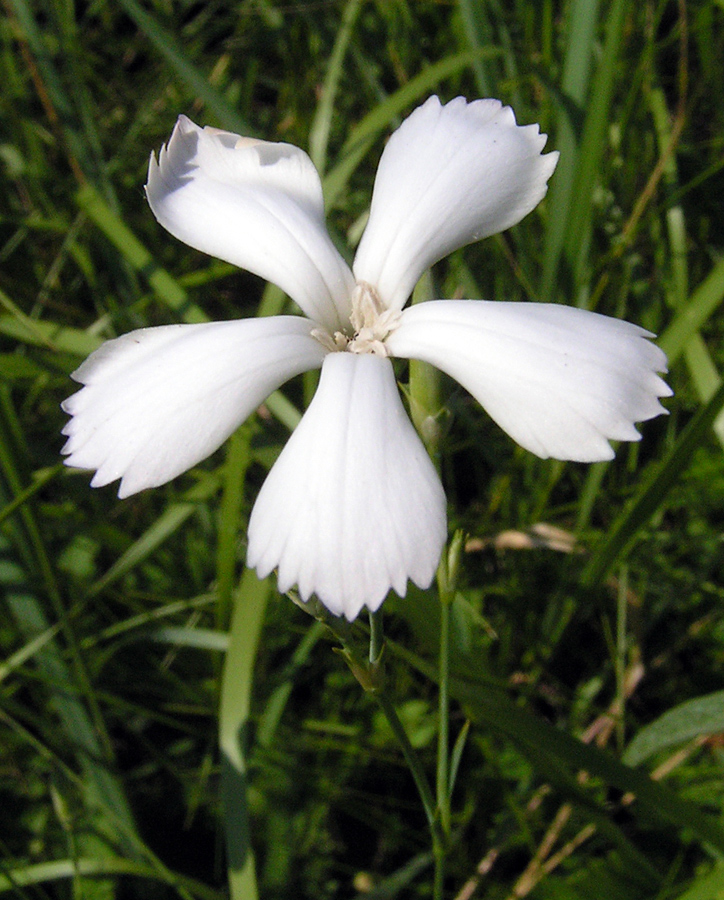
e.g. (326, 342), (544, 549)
(76, 185), (209, 324)
(456, 0), (496, 97)
(394, 639), (724, 853)
(0, 857), (225, 899)
(219, 570), (270, 900)
(650, 85), (724, 445)
(308, 0), (364, 174)
(0, 390), (141, 858)
(0, 532), (141, 856)
(566, 0), (628, 303)
(88, 471), (222, 597)
(255, 620), (327, 748)
(541, 0), (603, 301)
(116, 0), (251, 135)
(215, 425), (254, 632)
(583, 378), (724, 586)
(0, 288), (102, 356)
(659, 260), (724, 366)
(624, 690), (724, 767)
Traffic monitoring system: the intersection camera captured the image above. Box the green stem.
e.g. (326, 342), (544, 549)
(436, 593), (452, 837)
(432, 531), (465, 899)
(373, 691), (438, 830)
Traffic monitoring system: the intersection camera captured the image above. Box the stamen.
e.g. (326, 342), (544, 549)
(311, 283), (401, 356)
(347, 282), (401, 356)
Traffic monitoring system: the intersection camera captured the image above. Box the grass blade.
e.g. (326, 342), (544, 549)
(583, 378), (724, 586)
(116, 0), (251, 134)
(219, 571), (270, 900)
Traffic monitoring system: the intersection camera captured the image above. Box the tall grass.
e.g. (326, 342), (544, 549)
(2, 1), (724, 898)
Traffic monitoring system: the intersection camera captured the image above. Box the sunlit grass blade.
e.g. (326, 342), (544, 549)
(673, 863), (724, 900)
(0, 857), (225, 899)
(541, 0), (603, 300)
(219, 571), (271, 900)
(76, 186), (209, 325)
(659, 256), (724, 365)
(308, 0), (364, 174)
(564, 0), (627, 303)
(0, 289), (102, 357)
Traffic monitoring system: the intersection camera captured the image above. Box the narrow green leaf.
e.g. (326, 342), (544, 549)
(673, 863), (724, 900)
(456, 0), (495, 96)
(0, 289), (102, 356)
(624, 691), (724, 767)
(215, 425), (253, 631)
(0, 465), (63, 529)
(392, 641), (724, 852)
(659, 256), (724, 365)
(308, 0), (363, 173)
(150, 626), (229, 652)
(76, 185), (209, 324)
(565, 0), (627, 299)
(353, 852), (434, 900)
(219, 571), (270, 900)
(541, 0), (602, 300)
(116, 0), (251, 135)
(0, 857), (224, 899)
(448, 719), (470, 802)
(256, 620), (327, 748)
(88, 473), (222, 596)
(457, 679), (724, 852)
(583, 379), (724, 586)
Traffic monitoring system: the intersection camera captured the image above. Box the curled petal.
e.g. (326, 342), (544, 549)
(353, 96), (558, 311)
(61, 317), (327, 497)
(146, 116), (355, 331)
(247, 353), (447, 620)
(386, 300), (672, 461)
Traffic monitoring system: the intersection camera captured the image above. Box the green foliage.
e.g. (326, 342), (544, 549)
(2, 1), (724, 898)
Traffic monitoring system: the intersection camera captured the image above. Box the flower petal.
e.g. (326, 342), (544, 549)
(61, 317), (327, 497)
(353, 96), (558, 312)
(247, 353), (447, 620)
(146, 116), (355, 331)
(386, 300), (672, 461)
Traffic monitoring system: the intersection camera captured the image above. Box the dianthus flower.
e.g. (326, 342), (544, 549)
(61, 97), (671, 620)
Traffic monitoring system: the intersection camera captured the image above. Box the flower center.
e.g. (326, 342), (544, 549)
(312, 282), (401, 357)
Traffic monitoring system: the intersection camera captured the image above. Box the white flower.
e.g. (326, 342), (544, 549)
(61, 96), (671, 621)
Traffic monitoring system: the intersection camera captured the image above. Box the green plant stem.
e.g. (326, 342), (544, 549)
(373, 691), (438, 830)
(436, 594), (452, 838)
(431, 534), (463, 900)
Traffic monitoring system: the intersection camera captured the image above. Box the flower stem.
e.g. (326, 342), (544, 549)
(436, 589), (452, 837)
(433, 531), (465, 899)
(373, 691), (438, 830)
